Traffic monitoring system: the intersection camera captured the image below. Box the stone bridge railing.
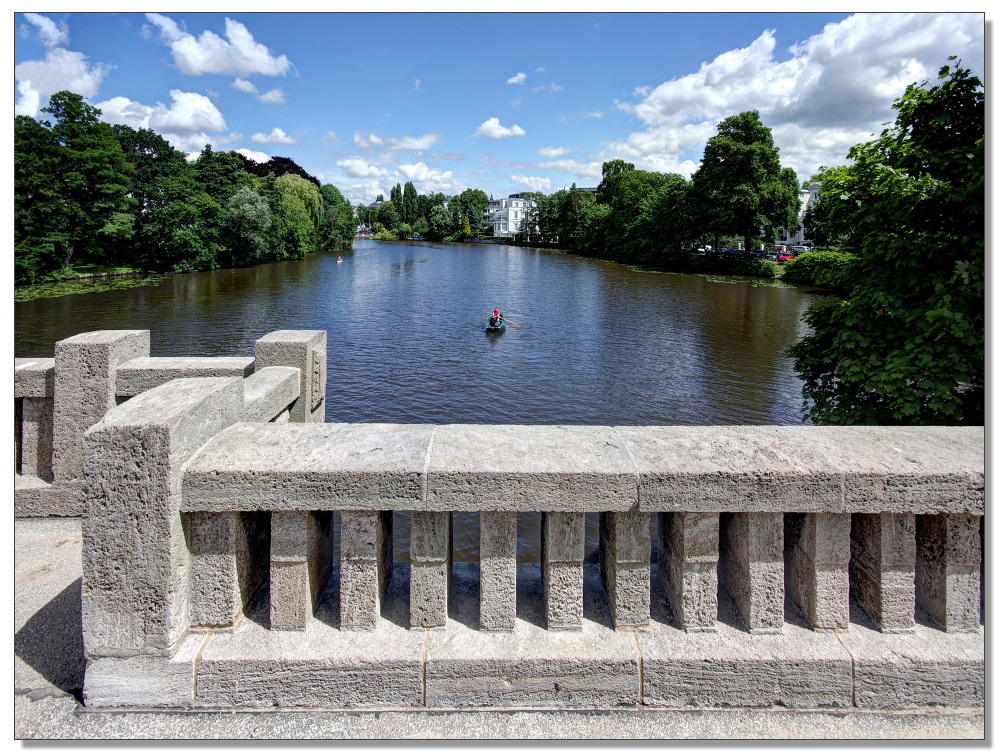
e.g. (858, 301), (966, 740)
(14, 331), (984, 711)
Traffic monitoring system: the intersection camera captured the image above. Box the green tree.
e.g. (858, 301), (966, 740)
(426, 204), (452, 241)
(690, 110), (799, 252)
(37, 91), (136, 269)
(390, 182), (403, 208)
(596, 159), (635, 204)
(274, 173), (323, 257)
(376, 201), (401, 231)
(788, 61), (984, 425)
(402, 181), (418, 225)
(319, 184), (355, 250)
(14, 114), (67, 282)
(226, 186), (272, 265)
(802, 166), (851, 247)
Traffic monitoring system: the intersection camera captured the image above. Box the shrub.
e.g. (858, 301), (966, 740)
(782, 250), (858, 292)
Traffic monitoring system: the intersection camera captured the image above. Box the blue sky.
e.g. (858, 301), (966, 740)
(13, 12), (986, 205)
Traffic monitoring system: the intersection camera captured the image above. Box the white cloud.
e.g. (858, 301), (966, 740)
(23, 13), (69, 47)
(532, 82), (562, 92)
(236, 148), (270, 163)
(353, 131), (384, 148)
(145, 13), (292, 77)
(474, 117), (526, 139)
(14, 47), (112, 116)
(536, 158), (603, 181)
(353, 131), (438, 153)
(397, 134), (438, 151)
(414, 78), (421, 90)
(613, 13), (984, 181)
(397, 162), (465, 194)
(95, 90), (228, 153)
(252, 127), (298, 145)
(232, 78), (257, 93)
(256, 88), (285, 104)
(507, 72), (526, 85)
(537, 146), (570, 158)
(511, 174), (552, 192)
(336, 157), (388, 178)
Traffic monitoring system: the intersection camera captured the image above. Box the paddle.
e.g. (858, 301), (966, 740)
(499, 317), (521, 327)
(466, 317), (488, 326)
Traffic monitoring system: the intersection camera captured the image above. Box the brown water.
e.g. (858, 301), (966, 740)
(15, 239), (816, 561)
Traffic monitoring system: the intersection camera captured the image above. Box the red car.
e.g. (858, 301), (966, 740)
(778, 252), (795, 263)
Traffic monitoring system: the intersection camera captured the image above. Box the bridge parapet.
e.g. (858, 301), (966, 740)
(15, 331), (984, 711)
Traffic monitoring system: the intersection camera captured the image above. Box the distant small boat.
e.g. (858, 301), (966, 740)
(337, 256), (343, 263)
(485, 315), (505, 334)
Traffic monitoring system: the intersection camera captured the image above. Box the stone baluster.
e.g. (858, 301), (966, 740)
(269, 511), (333, 630)
(599, 511), (650, 627)
(81, 376), (242, 658)
(340, 511), (393, 630)
(916, 513), (982, 632)
(658, 512), (719, 631)
(410, 512), (452, 628)
(541, 512), (585, 631)
(14, 358), (55, 481)
(850, 513), (916, 632)
(785, 512), (850, 629)
(480, 511), (517, 631)
(719, 512), (784, 633)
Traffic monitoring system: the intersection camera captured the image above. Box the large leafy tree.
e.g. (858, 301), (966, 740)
(788, 61), (984, 425)
(402, 181), (418, 225)
(14, 115), (66, 282)
(35, 91), (135, 270)
(690, 110), (799, 251)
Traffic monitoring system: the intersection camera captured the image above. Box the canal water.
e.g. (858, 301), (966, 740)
(15, 240), (816, 562)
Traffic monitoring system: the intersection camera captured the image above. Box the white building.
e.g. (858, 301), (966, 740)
(483, 192), (536, 238)
(777, 182), (821, 246)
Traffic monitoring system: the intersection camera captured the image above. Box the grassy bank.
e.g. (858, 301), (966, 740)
(14, 264), (165, 303)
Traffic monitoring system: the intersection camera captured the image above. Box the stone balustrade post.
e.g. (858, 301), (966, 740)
(254, 330), (326, 423)
(658, 512), (719, 631)
(916, 513), (982, 632)
(599, 511), (650, 627)
(54, 331), (150, 485)
(81, 376), (242, 658)
(785, 512), (850, 629)
(410, 511), (452, 628)
(340, 510), (393, 630)
(719, 512), (784, 634)
(480, 511), (517, 631)
(269, 511), (333, 630)
(541, 512), (585, 631)
(850, 513), (916, 632)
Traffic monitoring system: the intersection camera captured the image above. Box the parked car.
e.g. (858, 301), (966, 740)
(778, 252), (795, 263)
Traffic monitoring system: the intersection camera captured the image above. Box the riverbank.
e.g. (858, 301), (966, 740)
(14, 271), (167, 303)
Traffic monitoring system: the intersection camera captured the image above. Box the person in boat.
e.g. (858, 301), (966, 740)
(490, 308), (502, 327)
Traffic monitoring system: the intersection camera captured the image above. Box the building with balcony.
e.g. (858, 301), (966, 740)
(484, 193), (537, 238)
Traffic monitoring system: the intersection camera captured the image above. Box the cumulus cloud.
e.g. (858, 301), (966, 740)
(15, 47), (112, 116)
(22, 13), (69, 47)
(236, 148), (270, 163)
(232, 77), (257, 94)
(535, 158), (603, 181)
(95, 89), (228, 152)
(256, 88), (285, 104)
(145, 13), (292, 77)
(537, 146), (570, 158)
(613, 13), (983, 180)
(507, 72), (526, 85)
(397, 162), (465, 194)
(474, 117), (526, 139)
(252, 127), (298, 145)
(336, 157), (389, 178)
(511, 174), (552, 192)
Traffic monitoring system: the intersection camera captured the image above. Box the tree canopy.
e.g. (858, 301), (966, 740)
(787, 61), (984, 425)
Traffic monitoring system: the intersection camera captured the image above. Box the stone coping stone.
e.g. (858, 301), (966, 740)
(424, 425), (637, 512)
(242, 367), (300, 423)
(180, 424), (983, 516)
(115, 357), (255, 398)
(641, 564), (852, 709)
(424, 562), (640, 708)
(618, 426), (984, 514)
(15, 358), (56, 398)
(182, 423), (435, 512)
(837, 601), (984, 709)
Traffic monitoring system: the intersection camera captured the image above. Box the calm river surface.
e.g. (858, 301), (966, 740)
(15, 239), (815, 561)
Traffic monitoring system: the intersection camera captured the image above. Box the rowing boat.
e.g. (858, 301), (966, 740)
(485, 315), (506, 334)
